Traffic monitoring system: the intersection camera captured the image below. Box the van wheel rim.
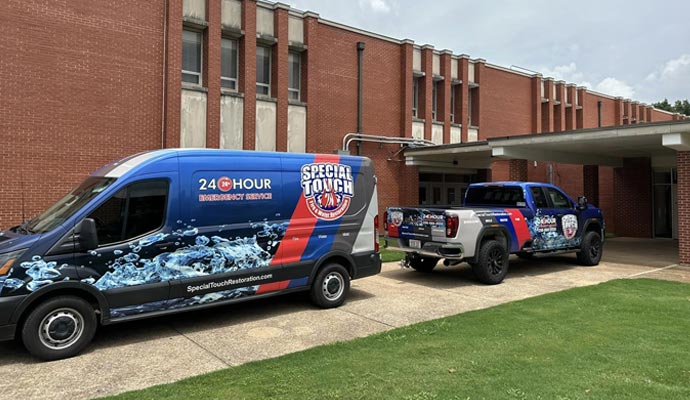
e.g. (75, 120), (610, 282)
(322, 272), (345, 301)
(39, 308), (84, 351)
(488, 248), (504, 275)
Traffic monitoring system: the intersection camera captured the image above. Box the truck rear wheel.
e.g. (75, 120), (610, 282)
(407, 254), (439, 273)
(310, 263), (350, 309)
(577, 231), (603, 266)
(471, 240), (509, 285)
(21, 296), (97, 361)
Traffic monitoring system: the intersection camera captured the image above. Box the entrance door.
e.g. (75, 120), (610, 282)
(419, 173), (472, 206)
(653, 169), (677, 239)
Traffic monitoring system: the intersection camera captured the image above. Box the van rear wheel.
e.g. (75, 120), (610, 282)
(310, 263), (350, 308)
(21, 296), (97, 361)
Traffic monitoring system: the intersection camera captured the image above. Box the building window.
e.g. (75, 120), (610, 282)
(450, 86), (456, 124)
(288, 52), (301, 101)
(468, 87), (474, 126)
(432, 81), (439, 121)
(256, 46), (272, 96)
(182, 30), (202, 85)
(412, 77), (420, 118)
(221, 38), (239, 90)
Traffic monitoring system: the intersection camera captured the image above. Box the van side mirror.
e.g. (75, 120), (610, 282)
(77, 218), (99, 251)
(577, 196), (588, 211)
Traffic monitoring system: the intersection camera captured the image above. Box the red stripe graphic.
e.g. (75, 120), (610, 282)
(505, 208), (531, 248)
(257, 154), (341, 295)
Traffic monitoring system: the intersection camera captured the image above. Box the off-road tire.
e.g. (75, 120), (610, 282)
(577, 231), (603, 266)
(471, 240), (509, 285)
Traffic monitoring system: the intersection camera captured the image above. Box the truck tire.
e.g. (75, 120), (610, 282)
(310, 263), (350, 309)
(577, 231), (603, 266)
(471, 240), (509, 285)
(407, 254), (439, 273)
(21, 296), (97, 361)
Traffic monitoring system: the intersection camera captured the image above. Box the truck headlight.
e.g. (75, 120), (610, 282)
(0, 249), (27, 276)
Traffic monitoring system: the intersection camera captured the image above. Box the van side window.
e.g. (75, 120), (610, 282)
(88, 180), (168, 246)
(543, 187), (571, 208)
(530, 187), (549, 209)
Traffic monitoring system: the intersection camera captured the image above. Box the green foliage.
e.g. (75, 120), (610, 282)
(652, 98), (690, 116)
(104, 279), (690, 400)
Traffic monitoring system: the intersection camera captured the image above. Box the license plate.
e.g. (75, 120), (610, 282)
(409, 239), (421, 249)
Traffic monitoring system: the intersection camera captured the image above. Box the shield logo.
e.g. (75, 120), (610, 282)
(561, 214), (578, 240)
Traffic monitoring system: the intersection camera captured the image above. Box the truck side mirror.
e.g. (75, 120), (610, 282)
(577, 196), (588, 211)
(77, 218), (99, 251)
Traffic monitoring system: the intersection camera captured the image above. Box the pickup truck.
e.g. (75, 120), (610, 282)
(384, 182), (604, 285)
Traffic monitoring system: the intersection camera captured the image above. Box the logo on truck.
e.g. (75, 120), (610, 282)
(301, 163), (354, 221)
(562, 214), (578, 240)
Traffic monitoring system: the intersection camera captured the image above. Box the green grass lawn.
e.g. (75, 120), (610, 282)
(380, 238), (405, 263)
(104, 279), (690, 400)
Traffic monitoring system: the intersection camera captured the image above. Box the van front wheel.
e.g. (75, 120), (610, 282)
(21, 296), (97, 361)
(310, 263), (350, 309)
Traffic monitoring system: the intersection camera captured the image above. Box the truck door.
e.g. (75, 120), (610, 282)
(540, 186), (579, 249)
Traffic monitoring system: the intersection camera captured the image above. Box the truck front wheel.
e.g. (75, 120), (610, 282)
(407, 254), (439, 273)
(471, 240), (509, 285)
(577, 231), (603, 266)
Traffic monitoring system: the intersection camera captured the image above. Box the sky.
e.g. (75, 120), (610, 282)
(288, 0), (690, 104)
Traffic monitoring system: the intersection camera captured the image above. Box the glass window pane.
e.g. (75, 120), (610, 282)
(182, 30), (201, 74)
(124, 181), (168, 241)
(221, 38), (238, 81)
(288, 52), (300, 94)
(256, 46), (271, 86)
(89, 189), (127, 246)
(544, 187), (571, 208)
(530, 187), (549, 208)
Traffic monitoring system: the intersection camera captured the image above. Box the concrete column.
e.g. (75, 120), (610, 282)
(421, 46), (434, 141)
(679, 152), (690, 264)
(440, 51), (452, 144)
(583, 165), (599, 206)
(613, 157), (653, 238)
(542, 78), (554, 133)
(554, 81), (566, 132)
(614, 97), (624, 126)
(531, 75), (543, 134)
(240, 0), (257, 150)
(164, 0), (183, 148)
(459, 57), (470, 142)
(401, 40), (414, 138)
(274, 5), (289, 152)
(205, 0), (221, 148)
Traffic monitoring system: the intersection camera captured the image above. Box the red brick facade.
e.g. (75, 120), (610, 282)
(0, 0), (686, 245)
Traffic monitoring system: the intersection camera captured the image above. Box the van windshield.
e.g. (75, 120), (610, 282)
(23, 177), (115, 234)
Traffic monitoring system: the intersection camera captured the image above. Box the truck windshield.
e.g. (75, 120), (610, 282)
(23, 177), (115, 234)
(465, 186), (525, 207)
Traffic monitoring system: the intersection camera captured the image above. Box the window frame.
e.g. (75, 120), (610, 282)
(88, 179), (170, 248)
(432, 80), (439, 122)
(182, 29), (203, 86)
(412, 77), (420, 118)
(220, 37), (239, 91)
(256, 45), (272, 97)
(288, 51), (301, 101)
(450, 85), (456, 124)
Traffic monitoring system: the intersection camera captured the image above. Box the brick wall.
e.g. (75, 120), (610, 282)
(613, 157), (653, 237)
(478, 67), (533, 138)
(0, 0), (165, 226)
(678, 152), (690, 264)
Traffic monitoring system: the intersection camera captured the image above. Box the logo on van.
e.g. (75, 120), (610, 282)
(301, 163), (354, 221)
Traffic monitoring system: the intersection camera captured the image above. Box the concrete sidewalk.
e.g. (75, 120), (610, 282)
(0, 255), (685, 400)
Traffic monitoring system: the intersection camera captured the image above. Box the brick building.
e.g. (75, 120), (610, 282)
(2, 0), (690, 260)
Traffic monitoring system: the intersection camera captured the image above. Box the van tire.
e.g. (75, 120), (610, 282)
(471, 240), (509, 285)
(408, 254), (439, 273)
(310, 263), (350, 309)
(577, 231), (603, 266)
(21, 296), (97, 361)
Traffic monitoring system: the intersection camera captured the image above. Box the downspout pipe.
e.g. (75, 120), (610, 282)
(357, 42), (366, 155)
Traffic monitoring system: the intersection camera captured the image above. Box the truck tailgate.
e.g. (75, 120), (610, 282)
(386, 207), (446, 241)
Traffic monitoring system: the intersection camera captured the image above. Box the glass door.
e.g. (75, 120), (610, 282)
(653, 169), (677, 239)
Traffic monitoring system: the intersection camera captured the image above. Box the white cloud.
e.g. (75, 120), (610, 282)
(539, 62), (592, 88)
(359, 0), (392, 13)
(594, 77), (635, 98)
(646, 54), (690, 82)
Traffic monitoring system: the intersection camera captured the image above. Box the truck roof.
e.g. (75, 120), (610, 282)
(469, 181), (548, 188)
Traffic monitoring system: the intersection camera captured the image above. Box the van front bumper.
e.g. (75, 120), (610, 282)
(0, 295), (24, 341)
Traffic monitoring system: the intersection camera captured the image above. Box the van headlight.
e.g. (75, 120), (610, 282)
(0, 249), (27, 276)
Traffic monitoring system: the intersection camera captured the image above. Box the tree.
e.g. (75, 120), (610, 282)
(652, 98), (690, 116)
